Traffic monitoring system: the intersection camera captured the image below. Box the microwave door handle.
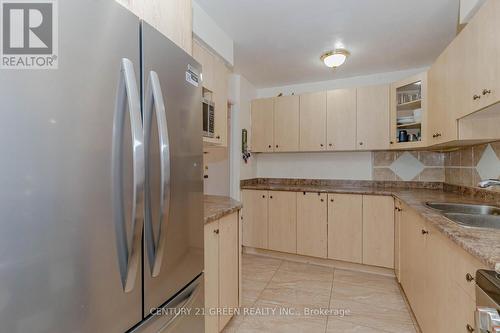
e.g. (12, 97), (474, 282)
(144, 71), (170, 278)
(112, 58), (144, 293)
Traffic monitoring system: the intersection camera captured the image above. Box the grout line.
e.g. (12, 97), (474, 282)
(324, 268), (336, 333)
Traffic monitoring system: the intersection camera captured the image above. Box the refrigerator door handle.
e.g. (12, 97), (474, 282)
(144, 71), (171, 278)
(112, 58), (144, 293)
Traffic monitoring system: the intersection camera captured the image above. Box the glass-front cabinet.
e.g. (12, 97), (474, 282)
(390, 72), (428, 149)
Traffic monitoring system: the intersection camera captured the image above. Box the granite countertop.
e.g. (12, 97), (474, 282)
(204, 195), (242, 224)
(241, 181), (500, 269)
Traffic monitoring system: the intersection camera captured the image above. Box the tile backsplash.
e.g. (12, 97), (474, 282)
(372, 141), (500, 192)
(444, 142), (500, 191)
(373, 151), (444, 182)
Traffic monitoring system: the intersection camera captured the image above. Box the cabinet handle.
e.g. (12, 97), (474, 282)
(330, 199), (334, 202)
(473, 94), (481, 100)
(262, 195), (265, 198)
(390, 141), (394, 145)
(465, 273), (474, 283)
(329, 143), (333, 147)
(268, 145), (272, 148)
(482, 89), (491, 96)
(359, 142), (363, 146)
(214, 229), (219, 234)
(275, 145), (278, 148)
(216, 135), (220, 139)
(466, 324), (474, 332)
(320, 198), (324, 202)
(320, 143), (324, 147)
(270, 195), (273, 199)
(421, 229), (429, 235)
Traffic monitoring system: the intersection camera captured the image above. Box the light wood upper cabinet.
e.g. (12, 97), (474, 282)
(299, 92), (327, 151)
(218, 213), (239, 331)
(268, 191), (297, 253)
(119, 0), (193, 55)
(274, 96), (300, 152)
(192, 40), (215, 91)
(251, 98), (274, 153)
(242, 190), (268, 249)
(356, 85), (390, 150)
(326, 89), (357, 150)
(467, 0), (500, 114)
(327, 194), (362, 263)
(362, 195), (394, 268)
(296, 192), (327, 258)
(213, 58), (228, 145)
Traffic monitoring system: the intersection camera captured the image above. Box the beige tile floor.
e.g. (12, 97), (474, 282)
(222, 254), (418, 333)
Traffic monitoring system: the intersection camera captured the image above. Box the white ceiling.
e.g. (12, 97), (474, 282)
(195, 0), (460, 88)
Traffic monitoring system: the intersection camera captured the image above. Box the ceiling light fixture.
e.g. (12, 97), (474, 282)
(321, 49), (350, 68)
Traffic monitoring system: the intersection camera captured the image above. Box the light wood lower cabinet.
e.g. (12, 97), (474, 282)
(398, 204), (485, 333)
(327, 194), (362, 263)
(362, 195), (394, 268)
(242, 190), (395, 267)
(204, 212), (240, 333)
(297, 192), (328, 258)
(268, 191), (297, 253)
(242, 190), (268, 249)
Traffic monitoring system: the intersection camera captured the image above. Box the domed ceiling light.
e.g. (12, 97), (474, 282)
(320, 49), (350, 68)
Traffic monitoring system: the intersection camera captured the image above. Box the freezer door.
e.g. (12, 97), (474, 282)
(142, 22), (204, 315)
(0, 1), (143, 332)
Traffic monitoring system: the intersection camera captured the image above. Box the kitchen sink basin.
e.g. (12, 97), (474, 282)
(443, 213), (500, 230)
(426, 202), (500, 216)
(425, 202), (500, 230)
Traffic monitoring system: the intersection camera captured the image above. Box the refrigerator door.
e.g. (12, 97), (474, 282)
(0, 1), (143, 332)
(142, 22), (204, 315)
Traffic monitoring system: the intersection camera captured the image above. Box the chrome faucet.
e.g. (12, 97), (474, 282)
(478, 179), (500, 188)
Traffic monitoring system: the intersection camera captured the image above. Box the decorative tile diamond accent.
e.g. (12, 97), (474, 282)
(476, 144), (500, 180)
(390, 152), (425, 181)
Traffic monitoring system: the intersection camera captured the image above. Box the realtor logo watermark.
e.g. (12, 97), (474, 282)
(1, 0), (58, 69)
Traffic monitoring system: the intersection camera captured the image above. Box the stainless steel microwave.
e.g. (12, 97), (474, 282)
(203, 99), (215, 138)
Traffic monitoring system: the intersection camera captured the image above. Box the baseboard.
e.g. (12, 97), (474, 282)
(243, 246), (395, 277)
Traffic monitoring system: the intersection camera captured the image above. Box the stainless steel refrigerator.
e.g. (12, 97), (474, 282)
(0, 1), (204, 332)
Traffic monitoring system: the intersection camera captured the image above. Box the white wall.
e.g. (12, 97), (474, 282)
(229, 74), (257, 200)
(460, 0), (486, 24)
(257, 67), (427, 98)
(192, 1), (234, 65)
(256, 152), (373, 180)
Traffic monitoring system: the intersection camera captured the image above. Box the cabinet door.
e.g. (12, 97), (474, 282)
(326, 89), (357, 150)
(327, 194), (362, 263)
(213, 58), (228, 146)
(242, 190), (268, 249)
(356, 85), (390, 150)
(299, 92), (327, 151)
(192, 40), (215, 91)
(362, 195), (394, 268)
(204, 220), (220, 333)
(218, 213), (239, 330)
(468, 0), (500, 113)
(297, 192), (327, 258)
(268, 191), (297, 253)
(251, 98), (274, 152)
(274, 96), (299, 152)
(399, 207), (427, 327)
(139, 0), (193, 55)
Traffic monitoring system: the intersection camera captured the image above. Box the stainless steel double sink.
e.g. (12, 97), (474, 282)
(425, 202), (500, 230)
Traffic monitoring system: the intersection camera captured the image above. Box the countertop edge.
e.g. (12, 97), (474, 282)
(204, 195), (242, 225)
